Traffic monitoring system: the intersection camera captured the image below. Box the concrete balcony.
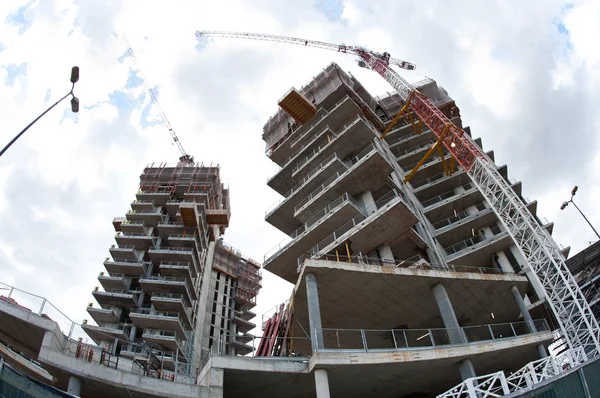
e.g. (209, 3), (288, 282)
(119, 220), (147, 234)
(150, 293), (193, 330)
(92, 288), (139, 309)
(156, 221), (185, 238)
(115, 231), (156, 250)
(168, 233), (199, 249)
(141, 329), (188, 355)
(234, 288), (256, 310)
(125, 209), (164, 227)
(112, 217), (125, 232)
(232, 313), (256, 333)
(265, 153), (347, 233)
(421, 182), (479, 214)
(148, 247), (198, 268)
(129, 309), (188, 339)
(231, 337), (254, 356)
(432, 204), (496, 248)
(97, 272), (129, 291)
(300, 190), (417, 267)
(108, 245), (140, 261)
(395, 139), (438, 168)
(445, 225), (512, 267)
(139, 275), (196, 302)
(86, 305), (120, 324)
(103, 258), (148, 277)
(294, 144), (394, 225)
(130, 200), (155, 212)
(264, 193), (365, 283)
(159, 260), (197, 280)
(81, 323), (131, 345)
(269, 95), (364, 166)
(135, 189), (171, 205)
(267, 116), (376, 196)
(236, 309), (256, 322)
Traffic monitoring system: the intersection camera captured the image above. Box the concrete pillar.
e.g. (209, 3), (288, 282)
(378, 245), (394, 262)
(510, 285), (547, 358)
(432, 282), (465, 344)
(458, 358), (476, 380)
(465, 205), (479, 215)
(361, 190), (376, 215)
(67, 376), (82, 396)
(494, 251), (514, 273)
(480, 226), (493, 239)
(306, 273), (324, 351)
(510, 244), (546, 299)
(129, 325), (137, 342)
(314, 368), (331, 398)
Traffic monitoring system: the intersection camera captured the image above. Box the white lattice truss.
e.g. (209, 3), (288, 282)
(375, 64), (600, 358)
(438, 347), (588, 398)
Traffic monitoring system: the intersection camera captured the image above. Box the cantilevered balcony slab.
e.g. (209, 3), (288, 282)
(422, 184), (480, 217)
(446, 230), (513, 268)
(236, 309), (256, 322)
(92, 289), (139, 309)
(264, 195), (364, 283)
(265, 154), (347, 233)
(119, 221), (146, 234)
(294, 146), (394, 224)
(103, 259), (147, 277)
(150, 293), (193, 330)
(432, 208), (496, 247)
(125, 209), (163, 227)
(157, 221), (185, 238)
(81, 323), (130, 345)
(271, 96), (364, 166)
(142, 330), (186, 354)
(231, 338), (253, 356)
(294, 258), (529, 339)
(148, 247), (197, 268)
(139, 276), (196, 302)
(131, 200), (154, 212)
(135, 191), (171, 205)
(115, 232), (156, 250)
(159, 260), (197, 280)
(108, 245), (140, 261)
(86, 306), (119, 324)
(307, 193), (418, 261)
(232, 314), (256, 333)
(130, 309), (187, 339)
(97, 273), (129, 291)
(267, 117), (376, 196)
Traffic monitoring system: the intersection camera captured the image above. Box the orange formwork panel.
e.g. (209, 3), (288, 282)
(179, 203), (198, 227)
(206, 209), (230, 227)
(278, 88), (317, 124)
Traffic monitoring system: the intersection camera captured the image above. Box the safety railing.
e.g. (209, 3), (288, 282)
(404, 147), (450, 171)
(130, 308), (181, 319)
(126, 209), (161, 215)
(110, 244), (135, 250)
(445, 225), (503, 256)
(432, 202), (488, 230)
(315, 320), (549, 353)
(437, 346), (589, 398)
(210, 331), (311, 360)
(396, 139), (437, 158)
(298, 190), (401, 269)
(115, 231), (153, 238)
(411, 172), (447, 189)
(421, 182), (474, 208)
(264, 193), (362, 263)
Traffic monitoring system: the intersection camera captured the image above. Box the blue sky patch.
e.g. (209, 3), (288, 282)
(4, 63), (27, 86)
(7, 1), (35, 35)
(44, 89), (51, 103)
(315, 0), (344, 22)
(125, 70), (143, 89)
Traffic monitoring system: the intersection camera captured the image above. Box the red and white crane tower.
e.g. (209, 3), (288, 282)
(195, 30), (600, 358)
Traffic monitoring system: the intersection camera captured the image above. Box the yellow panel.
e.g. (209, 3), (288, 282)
(180, 207), (197, 227)
(278, 88), (317, 124)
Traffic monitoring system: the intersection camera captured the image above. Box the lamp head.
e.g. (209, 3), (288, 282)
(71, 96), (79, 113)
(571, 186), (578, 196)
(70, 66), (79, 83)
(560, 201), (569, 210)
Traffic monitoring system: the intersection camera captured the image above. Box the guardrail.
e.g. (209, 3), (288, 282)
(445, 225), (503, 256)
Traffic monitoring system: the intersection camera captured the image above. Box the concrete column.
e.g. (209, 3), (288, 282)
(432, 282), (465, 345)
(378, 245), (394, 262)
(314, 368), (331, 398)
(67, 376), (82, 396)
(510, 285), (547, 358)
(510, 244), (546, 299)
(494, 251), (514, 273)
(129, 325), (137, 342)
(458, 358), (476, 380)
(465, 205), (479, 215)
(480, 226), (493, 239)
(361, 190), (376, 215)
(306, 273), (324, 351)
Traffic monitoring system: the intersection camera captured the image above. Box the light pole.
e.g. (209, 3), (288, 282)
(561, 186), (600, 240)
(0, 66), (80, 158)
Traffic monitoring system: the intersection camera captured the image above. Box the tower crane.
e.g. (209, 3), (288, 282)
(123, 36), (194, 166)
(195, 30), (600, 358)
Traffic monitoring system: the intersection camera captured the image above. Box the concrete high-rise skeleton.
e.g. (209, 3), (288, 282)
(84, 161), (261, 381)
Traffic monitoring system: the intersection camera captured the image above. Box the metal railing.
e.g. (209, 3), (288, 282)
(445, 225), (504, 256)
(421, 182), (474, 208)
(264, 193), (362, 263)
(298, 190), (401, 269)
(110, 244), (135, 250)
(315, 320), (549, 352)
(432, 202), (488, 230)
(396, 139), (437, 158)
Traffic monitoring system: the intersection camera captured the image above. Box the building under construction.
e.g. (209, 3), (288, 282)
(82, 161), (261, 385)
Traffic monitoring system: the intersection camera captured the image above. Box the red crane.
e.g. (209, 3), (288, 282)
(195, 30), (600, 358)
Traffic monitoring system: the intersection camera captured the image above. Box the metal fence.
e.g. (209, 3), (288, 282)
(0, 356), (74, 398)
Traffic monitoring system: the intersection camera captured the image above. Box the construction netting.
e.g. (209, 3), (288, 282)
(213, 242), (262, 300)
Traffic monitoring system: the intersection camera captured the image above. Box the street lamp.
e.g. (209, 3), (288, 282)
(561, 185), (600, 240)
(0, 66), (80, 158)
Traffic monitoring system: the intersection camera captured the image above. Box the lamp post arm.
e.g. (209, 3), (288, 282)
(571, 200), (600, 240)
(0, 90), (73, 158)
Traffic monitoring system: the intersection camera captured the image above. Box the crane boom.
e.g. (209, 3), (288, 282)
(196, 30), (600, 358)
(123, 35), (194, 165)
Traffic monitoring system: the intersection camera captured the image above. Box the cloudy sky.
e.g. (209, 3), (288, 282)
(1, 0), (599, 337)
